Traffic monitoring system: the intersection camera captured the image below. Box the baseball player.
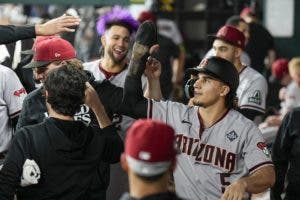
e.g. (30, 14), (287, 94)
(83, 7), (146, 199)
(204, 15), (251, 67)
(0, 64), (27, 163)
(210, 25), (268, 123)
(120, 21), (275, 200)
(83, 6), (146, 136)
(120, 119), (183, 200)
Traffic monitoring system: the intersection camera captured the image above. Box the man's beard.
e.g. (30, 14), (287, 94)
(108, 49), (127, 64)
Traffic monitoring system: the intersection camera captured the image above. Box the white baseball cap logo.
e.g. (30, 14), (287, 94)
(139, 151), (151, 160)
(54, 53), (61, 57)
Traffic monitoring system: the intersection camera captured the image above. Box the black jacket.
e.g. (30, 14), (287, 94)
(0, 25), (35, 44)
(16, 72), (123, 130)
(271, 107), (300, 200)
(0, 118), (123, 200)
(15, 72), (123, 199)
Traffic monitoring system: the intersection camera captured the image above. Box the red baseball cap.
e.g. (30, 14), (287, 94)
(23, 37), (76, 69)
(138, 11), (156, 23)
(21, 35), (60, 55)
(124, 119), (177, 177)
(209, 25), (246, 49)
(271, 58), (289, 80)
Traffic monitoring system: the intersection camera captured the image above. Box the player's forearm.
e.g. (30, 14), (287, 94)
(122, 75), (147, 118)
(123, 42), (148, 117)
(91, 102), (112, 129)
(144, 78), (163, 100)
(0, 25), (35, 44)
(242, 165), (275, 194)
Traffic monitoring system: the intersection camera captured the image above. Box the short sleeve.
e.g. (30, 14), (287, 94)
(243, 125), (273, 173)
(3, 68), (27, 118)
(239, 77), (268, 114)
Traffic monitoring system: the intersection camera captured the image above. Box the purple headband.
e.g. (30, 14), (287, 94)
(97, 5), (139, 36)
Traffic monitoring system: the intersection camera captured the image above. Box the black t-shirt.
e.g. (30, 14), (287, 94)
(245, 22), (274, 73)
(271, 107), (300, 199)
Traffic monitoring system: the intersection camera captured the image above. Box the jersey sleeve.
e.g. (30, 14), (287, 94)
(243, 124), (273, 174)
(3, 68), (27, 118)
(0, 25), (35, 44)
(239, 76), (267, 114)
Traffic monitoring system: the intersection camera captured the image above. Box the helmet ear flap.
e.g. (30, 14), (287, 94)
(184, 78), (197, 99)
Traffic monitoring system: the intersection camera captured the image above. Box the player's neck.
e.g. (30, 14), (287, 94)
(128, 172), (169, 198)
(47, 104), (73, 121)
(101, 56), (126, 73)
(235, 59), (244, 73)
(199, 104), (228, 128)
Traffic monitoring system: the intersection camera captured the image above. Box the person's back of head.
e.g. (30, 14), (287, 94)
(271, 58), (290, 85)
(44, 64), (88, 116)
(240, 7), (257, 23)
(288, 57), (300, 86)
(121, 119), (177, 197)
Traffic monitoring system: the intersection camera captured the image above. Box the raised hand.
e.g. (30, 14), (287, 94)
(144, 56), (161, 80)
(84, 82), (102, 110)
(35, 14), (80, 36)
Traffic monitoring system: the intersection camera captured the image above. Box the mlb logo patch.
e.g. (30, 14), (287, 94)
(248, 90), (262, 105)
(226, 131), (238, 142)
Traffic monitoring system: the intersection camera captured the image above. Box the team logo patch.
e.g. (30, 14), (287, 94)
(226, 131), (238, 142)
(13, 88), (26, 97)
(248, 90), (262, 105)
(257, 142), (270, 157)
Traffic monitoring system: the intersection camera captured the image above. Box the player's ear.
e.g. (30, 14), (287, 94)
(235, 47), (242, 58)
(220, 85), (230, 97)
(100, 35), (106, 46)
(120, 153), (129, 172)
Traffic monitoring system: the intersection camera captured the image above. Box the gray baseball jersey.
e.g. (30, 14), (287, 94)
(84, 59), (147, 137)
(148, 100), (273, 200)
(0, 65), (27, 152)
(237, 66), (268, 114)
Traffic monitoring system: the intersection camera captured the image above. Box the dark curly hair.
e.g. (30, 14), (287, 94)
(44, 64), (88, 116)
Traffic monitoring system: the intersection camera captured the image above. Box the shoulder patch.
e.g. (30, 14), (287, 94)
(248, 90), (262, 105)
(226, 130), (238, 142)
(13, 88), (26, 97)
(257, 142), (270, 157)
